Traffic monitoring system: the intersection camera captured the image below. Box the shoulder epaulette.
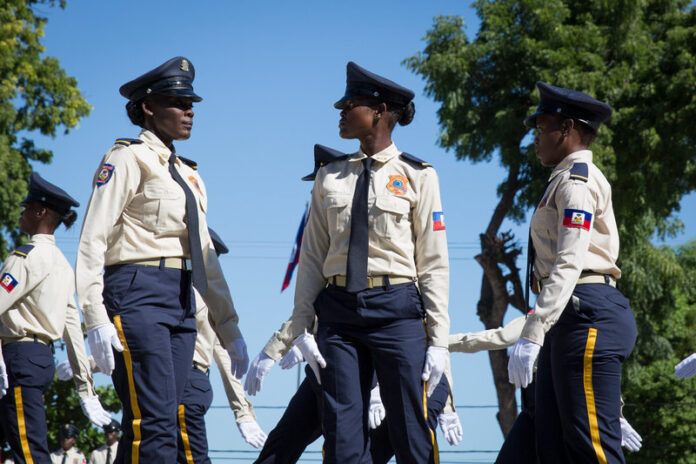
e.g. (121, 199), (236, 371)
(400, 152), (432, 168)
(114, 138), (143, 147)
(177, 155), (198, 170)
(320, 154), (350, 168)
(569, 163), (589, 182)
(12, 244), (34, 258)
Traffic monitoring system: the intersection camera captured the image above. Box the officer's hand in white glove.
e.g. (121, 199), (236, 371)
(508, 338), (541, 389)
(87, 323), (123, 376)
(293, 333), (326, 384)
(620, 417), (642, 452)
(55, 359), (74, 381)
(279, 345), (304, 370)
(675, 353), (696, 379)
(438, 412), (463, 446)
(421, 346), (448, 397)
(368, 385), (386, 430)
(80, 396), (112, 427)
(226, 338), (249, 379)
(238, 420), (267, 448)
(244, 351), (275, 396)
(0, 344), (8, 399)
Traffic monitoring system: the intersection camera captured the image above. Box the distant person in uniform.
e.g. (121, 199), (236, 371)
(88, 420), (120, 464)
(507, 82), (637, 463)
(75, 56), (248, 464)
(50, 424), (86, 464)
(0, 173), (111, 464)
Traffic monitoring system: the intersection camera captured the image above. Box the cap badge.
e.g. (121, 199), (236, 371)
(387, 175), (408, 195)
(180, 59), (190, 72)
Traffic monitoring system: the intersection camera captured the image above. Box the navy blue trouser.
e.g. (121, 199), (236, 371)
(316, 282), (437, 464)
(177, 366), (213, 464)
(535, 284), (636, 464)
(0, 341), (54, 464)
(495, 381), (537, 464)
(103, 264), (197, 464)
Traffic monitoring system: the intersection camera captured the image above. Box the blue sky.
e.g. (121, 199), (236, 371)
(28, 1), (696, 462)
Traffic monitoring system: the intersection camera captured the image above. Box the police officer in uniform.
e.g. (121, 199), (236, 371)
(0, 173), (111, 464)
(88, 420), (120, 464)
(50, 424), (86, 464)
(258, 62), (450, 463)
(75, 56), (248, 464)
(507, 82), (637, 463)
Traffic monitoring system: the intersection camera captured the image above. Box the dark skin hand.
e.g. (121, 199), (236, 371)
(339, 99), (395, 156)
(534, 113), (588, 167)
(142, 95), (195, 151)
(18, 201), (58, 236)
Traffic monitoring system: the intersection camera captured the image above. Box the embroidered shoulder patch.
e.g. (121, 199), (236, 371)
(433, 212), (446, 231)
(387, 175), (408, 195)
(96, 164), (115, 187)
(188, 175), (202, 195)
(1, 272), (18, 293)
(562, 209), (592, 231)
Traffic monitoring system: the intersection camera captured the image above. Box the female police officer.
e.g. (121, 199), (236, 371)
(507, 82), (636, 463)
(0, 173), (111, 463)
(256, 62), (450, 463)
(75, 56), (248, 464)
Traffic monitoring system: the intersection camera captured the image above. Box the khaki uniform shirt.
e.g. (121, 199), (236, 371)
(448, 317), (525, 353)
(521, 150), (620, 345)
(193, 294), (255, 424)
(263, 143), (450, 357)
(50, 447), (86, 464)
(76, 129), (242, 346)
(87, 442), (117, 464)
(0, 235), (95, 398)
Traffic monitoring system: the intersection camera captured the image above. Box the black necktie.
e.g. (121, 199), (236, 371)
(168, 153), (207, 295)
(61, 452), (67, 464)
(345, 157), (373, 293)
(106, 446), (112, 464)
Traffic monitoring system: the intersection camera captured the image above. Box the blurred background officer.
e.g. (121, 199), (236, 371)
(0, 173), (111, 464)
(507, 82), (637, 463)
(75, 56), (248, 464)
(255, 62), (450, 463)
(50, 424), (85, 464)
(88, 420), (120, 464)
(177, 228), (266, 464)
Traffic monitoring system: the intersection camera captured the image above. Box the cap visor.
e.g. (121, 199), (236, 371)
(524, 110), (545, 128)
(301, 172), (316, 181)
(158, 88), (203, 102)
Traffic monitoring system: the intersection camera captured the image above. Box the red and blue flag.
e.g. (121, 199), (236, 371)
(1, 273), (18, 293)
(281, 203), (310, 292)
(562, 209), (592, 231)
(433, 211), (446, 231)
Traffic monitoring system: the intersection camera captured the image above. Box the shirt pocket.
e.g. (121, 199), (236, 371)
(373, 195), (411, 239)
(142, 181), (186, 234)
(323, 194), (352, 236)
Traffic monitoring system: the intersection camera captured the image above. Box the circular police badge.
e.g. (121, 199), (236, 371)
(387, 175), (408, 195)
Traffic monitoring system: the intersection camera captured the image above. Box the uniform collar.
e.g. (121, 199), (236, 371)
(30, 234), (55, 244)
(352, 143), (400, 164)
(138, 129), (180, 165)
(549, 149), (592, 181)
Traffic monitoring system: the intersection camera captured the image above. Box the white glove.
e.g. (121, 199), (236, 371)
(244, 352), (275, 396)
(620, 417), (642, 452)
(87, 323), (123, 376)
(226, 338), (250, 379)
(55, 359), (74, 381)
(293, 333), (326, 384)
(368, 385), (386, 430)
(675, 353), (696, 379)
(80, 396), (112, 427)
(438, 412), (463, 446)
(421, 346), (448, 396)
(507, 338), (541, 389)
(279, 345), (304, 370)
(0, 344), (8, 399)
(238, 420), (267, 448)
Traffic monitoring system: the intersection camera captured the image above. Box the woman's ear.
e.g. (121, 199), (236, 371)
(560, 118), (575, 137)
(141, 99), (154, 117)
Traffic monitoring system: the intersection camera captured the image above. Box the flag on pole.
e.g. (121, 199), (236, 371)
(281, 202), (310, 292)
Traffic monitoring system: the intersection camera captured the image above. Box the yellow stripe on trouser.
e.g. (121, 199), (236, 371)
(583, 328), (608, 464)
(422, 320), (439, 464)
(14, 386), (34, 464)
(114, 315), (142, 464)
(178, 405), (195, 464)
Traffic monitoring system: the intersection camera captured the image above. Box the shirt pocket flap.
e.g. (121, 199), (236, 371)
(375, 195), (410, 215)
(323, 194), (352, 209)
(143, 183), (183, 200)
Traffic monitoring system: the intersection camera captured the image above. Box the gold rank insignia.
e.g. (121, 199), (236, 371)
(180, 59), (190, 71)
(387, 175), (408, 195)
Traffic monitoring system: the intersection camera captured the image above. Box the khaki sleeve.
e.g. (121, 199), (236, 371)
(522, 179), (597, 345)
(212, 339), (256, 424)
(413, 168), (450, 347)
(448, 316), (526, 353)
(63, 294), (96, 398)
(201, 245), (242, 347)
(76, 148), (140, 329)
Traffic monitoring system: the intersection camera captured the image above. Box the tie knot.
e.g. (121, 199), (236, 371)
(363, 157), (373, 170)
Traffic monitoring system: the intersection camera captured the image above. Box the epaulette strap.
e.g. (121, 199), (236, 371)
(319, 154), (350, 167)
(12, 244), (34, 258)
(400, 152), (432, 168)
(114, 138), (144, 146)
(177, 155), (198, 170)
(569, 163), (589, 182)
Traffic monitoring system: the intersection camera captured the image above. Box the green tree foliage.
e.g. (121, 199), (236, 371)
(406, 0), (696, 451)
(0, 0), (91, 258)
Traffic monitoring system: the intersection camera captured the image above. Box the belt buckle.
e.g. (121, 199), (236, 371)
(366, 276), (374, 288)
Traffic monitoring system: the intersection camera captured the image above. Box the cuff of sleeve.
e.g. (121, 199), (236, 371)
(82, 304), (110, 329)
(234, 406), (256, 424)
(263, 335), (290, 362)
(429, 328), (449, 349)
(520, 316), (546, 346)
(216, 320), (243, 347)
(75, 382), (96, 399)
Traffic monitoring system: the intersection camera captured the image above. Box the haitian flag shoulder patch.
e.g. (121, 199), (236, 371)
(1, 272), (18, 293)
(433, 212), (446, 231)
(96, 164), (114, 187)
(562, 209), (592, 231)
